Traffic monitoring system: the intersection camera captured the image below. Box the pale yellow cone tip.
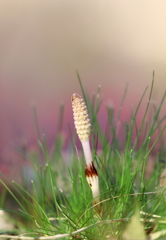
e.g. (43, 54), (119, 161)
(71, 93), (91, 141)
(71, 93), (81, 101)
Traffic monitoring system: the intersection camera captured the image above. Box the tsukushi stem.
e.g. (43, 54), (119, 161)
(81, 140), (92, 166)
(85, 162), (100, 203)
(71, 93), (100, 207)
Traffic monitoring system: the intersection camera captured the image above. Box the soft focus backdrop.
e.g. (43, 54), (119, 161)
(0, 0), (166, 182)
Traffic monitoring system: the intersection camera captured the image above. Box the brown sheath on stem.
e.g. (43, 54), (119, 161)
(85, 162), (98, 180)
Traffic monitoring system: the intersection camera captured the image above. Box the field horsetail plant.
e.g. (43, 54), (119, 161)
(0, 75), (166, 240)
(71, 93), (100, 209)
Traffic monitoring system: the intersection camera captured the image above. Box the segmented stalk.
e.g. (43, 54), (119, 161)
(71, 93), (100, 209)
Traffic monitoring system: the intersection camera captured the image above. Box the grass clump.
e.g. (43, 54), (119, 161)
(0, 73), (166, 239)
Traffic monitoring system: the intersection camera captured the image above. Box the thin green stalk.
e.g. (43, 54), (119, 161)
(57, 102), (64, 134)
(117, 82), (129, 122)
(0, 180), (28, 217)
(142, 91), (166, 148)
(76, 70), (88, 109)
(153, 115), (166, 133)
(13, 182), (52, 230)
(140, 125), (165, 189)
(125, 86), (148, 156)
(95, 85), (101, 114)
(133, 73), (154, 150)
(144, 125), (166, 159)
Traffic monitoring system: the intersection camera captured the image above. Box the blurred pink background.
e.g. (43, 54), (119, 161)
(0, 1), (166, 182)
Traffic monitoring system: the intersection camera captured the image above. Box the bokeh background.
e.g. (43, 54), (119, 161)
(0, 0), (166, 183)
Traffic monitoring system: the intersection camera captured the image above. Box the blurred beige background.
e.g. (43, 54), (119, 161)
(0, 1), (166, 171)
